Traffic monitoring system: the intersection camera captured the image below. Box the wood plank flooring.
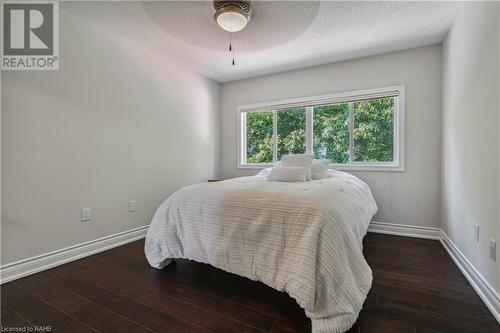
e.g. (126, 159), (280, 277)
(1, 233), (499, 333)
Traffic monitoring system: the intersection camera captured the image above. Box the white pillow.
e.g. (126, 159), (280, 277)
(311, 159), (331, 180)
(256, 167), (273, 177)
(267, 167), (307, 182)
(280, 154), (313, 180)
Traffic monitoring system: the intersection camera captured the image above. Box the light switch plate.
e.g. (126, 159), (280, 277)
(81, 208), (91, 222)
(490, 239), (496, 261)
(128, 200), (137, 212)
(474, 224), (480, 242)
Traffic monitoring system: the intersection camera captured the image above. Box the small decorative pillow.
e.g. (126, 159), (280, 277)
(267, 167), (307, 182)
(311, 159), (331, 180)
(256, 167), (273, 177)
(280, 154), (313, 180)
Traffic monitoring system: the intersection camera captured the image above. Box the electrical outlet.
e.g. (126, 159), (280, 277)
(81, 208), (91, 222)
(128, 200), (136, 213)
(474, 224), (480, 242)
(489, 239), (496, 261)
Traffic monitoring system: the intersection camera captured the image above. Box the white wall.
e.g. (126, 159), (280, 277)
(221, 45), (442, 228)
(442, 2), (500, 292)
(1, 8), (220, 265)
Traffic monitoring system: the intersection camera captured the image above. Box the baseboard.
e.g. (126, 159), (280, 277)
(368, 221), (500, 324)
(368, 221), (442, 240)
(439, 231), (500, 323)
(0, 225), (149, 284)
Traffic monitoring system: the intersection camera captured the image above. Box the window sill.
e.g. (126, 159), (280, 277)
(331, 163), (405, 172)
(238, 163), (405, 172)
(238, 164), (273, 170)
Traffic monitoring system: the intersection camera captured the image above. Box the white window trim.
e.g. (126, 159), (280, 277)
(237, 85), (405, 172)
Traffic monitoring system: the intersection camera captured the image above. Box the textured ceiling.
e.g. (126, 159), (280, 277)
(62, 1), (460, 82)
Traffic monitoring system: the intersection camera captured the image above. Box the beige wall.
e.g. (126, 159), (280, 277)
(441, 2), (500, 292)
(220, 45), (442, 228)
(1, 9), (220, 264)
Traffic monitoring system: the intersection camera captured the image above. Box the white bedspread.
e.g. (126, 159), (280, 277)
(145, 170), (377, 333)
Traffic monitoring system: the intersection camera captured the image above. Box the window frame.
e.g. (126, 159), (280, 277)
(238, 85), (405, 172)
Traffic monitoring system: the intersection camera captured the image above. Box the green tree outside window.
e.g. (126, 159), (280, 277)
(277, 108), (306, 159)
(353, 97), (394, 162)
(246, 111), (273, 163)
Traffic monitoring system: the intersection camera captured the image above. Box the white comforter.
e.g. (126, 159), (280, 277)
(145, 170), (377, 333)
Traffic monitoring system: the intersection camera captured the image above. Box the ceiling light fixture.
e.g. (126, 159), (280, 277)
(214, 1), (250, 32)
(213, 1), (251, 66)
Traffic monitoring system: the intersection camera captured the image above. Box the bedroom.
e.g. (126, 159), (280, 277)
(0, 1), (499, 332)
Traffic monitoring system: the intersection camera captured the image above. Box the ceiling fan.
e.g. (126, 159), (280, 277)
(213, 1), (251, 65)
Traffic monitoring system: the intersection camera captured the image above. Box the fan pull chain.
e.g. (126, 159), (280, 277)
(231, 38), (235, 66)
(229, 32), (235, 66)
(229, 14), (235, 66)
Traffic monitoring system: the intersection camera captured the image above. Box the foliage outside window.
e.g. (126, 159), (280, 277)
(313, 103), (350, 163)
(353, 98), (394, 162)
(240, 87), (403, 171)
(245, 111), (273, 163)
(277, 108), (306, 160)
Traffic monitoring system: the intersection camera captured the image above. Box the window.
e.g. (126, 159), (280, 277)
(238, 86), (404, 171)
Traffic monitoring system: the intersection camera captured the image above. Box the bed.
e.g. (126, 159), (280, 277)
(145, 169), (377, 333)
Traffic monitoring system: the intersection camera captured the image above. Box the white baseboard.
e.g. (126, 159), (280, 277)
(368, 221), (500, 324)
(439, 231), (500, 323)
(0, 225), (149, 284)
(368, 221), (442, 240)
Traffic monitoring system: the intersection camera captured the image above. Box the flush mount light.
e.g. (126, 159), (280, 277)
(213, 1), (250, 32)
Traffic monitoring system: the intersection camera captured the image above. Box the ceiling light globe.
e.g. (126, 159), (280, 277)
(214, 5), (249, 32)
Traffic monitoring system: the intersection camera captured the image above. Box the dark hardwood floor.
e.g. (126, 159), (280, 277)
(1, 233), (499, 333)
